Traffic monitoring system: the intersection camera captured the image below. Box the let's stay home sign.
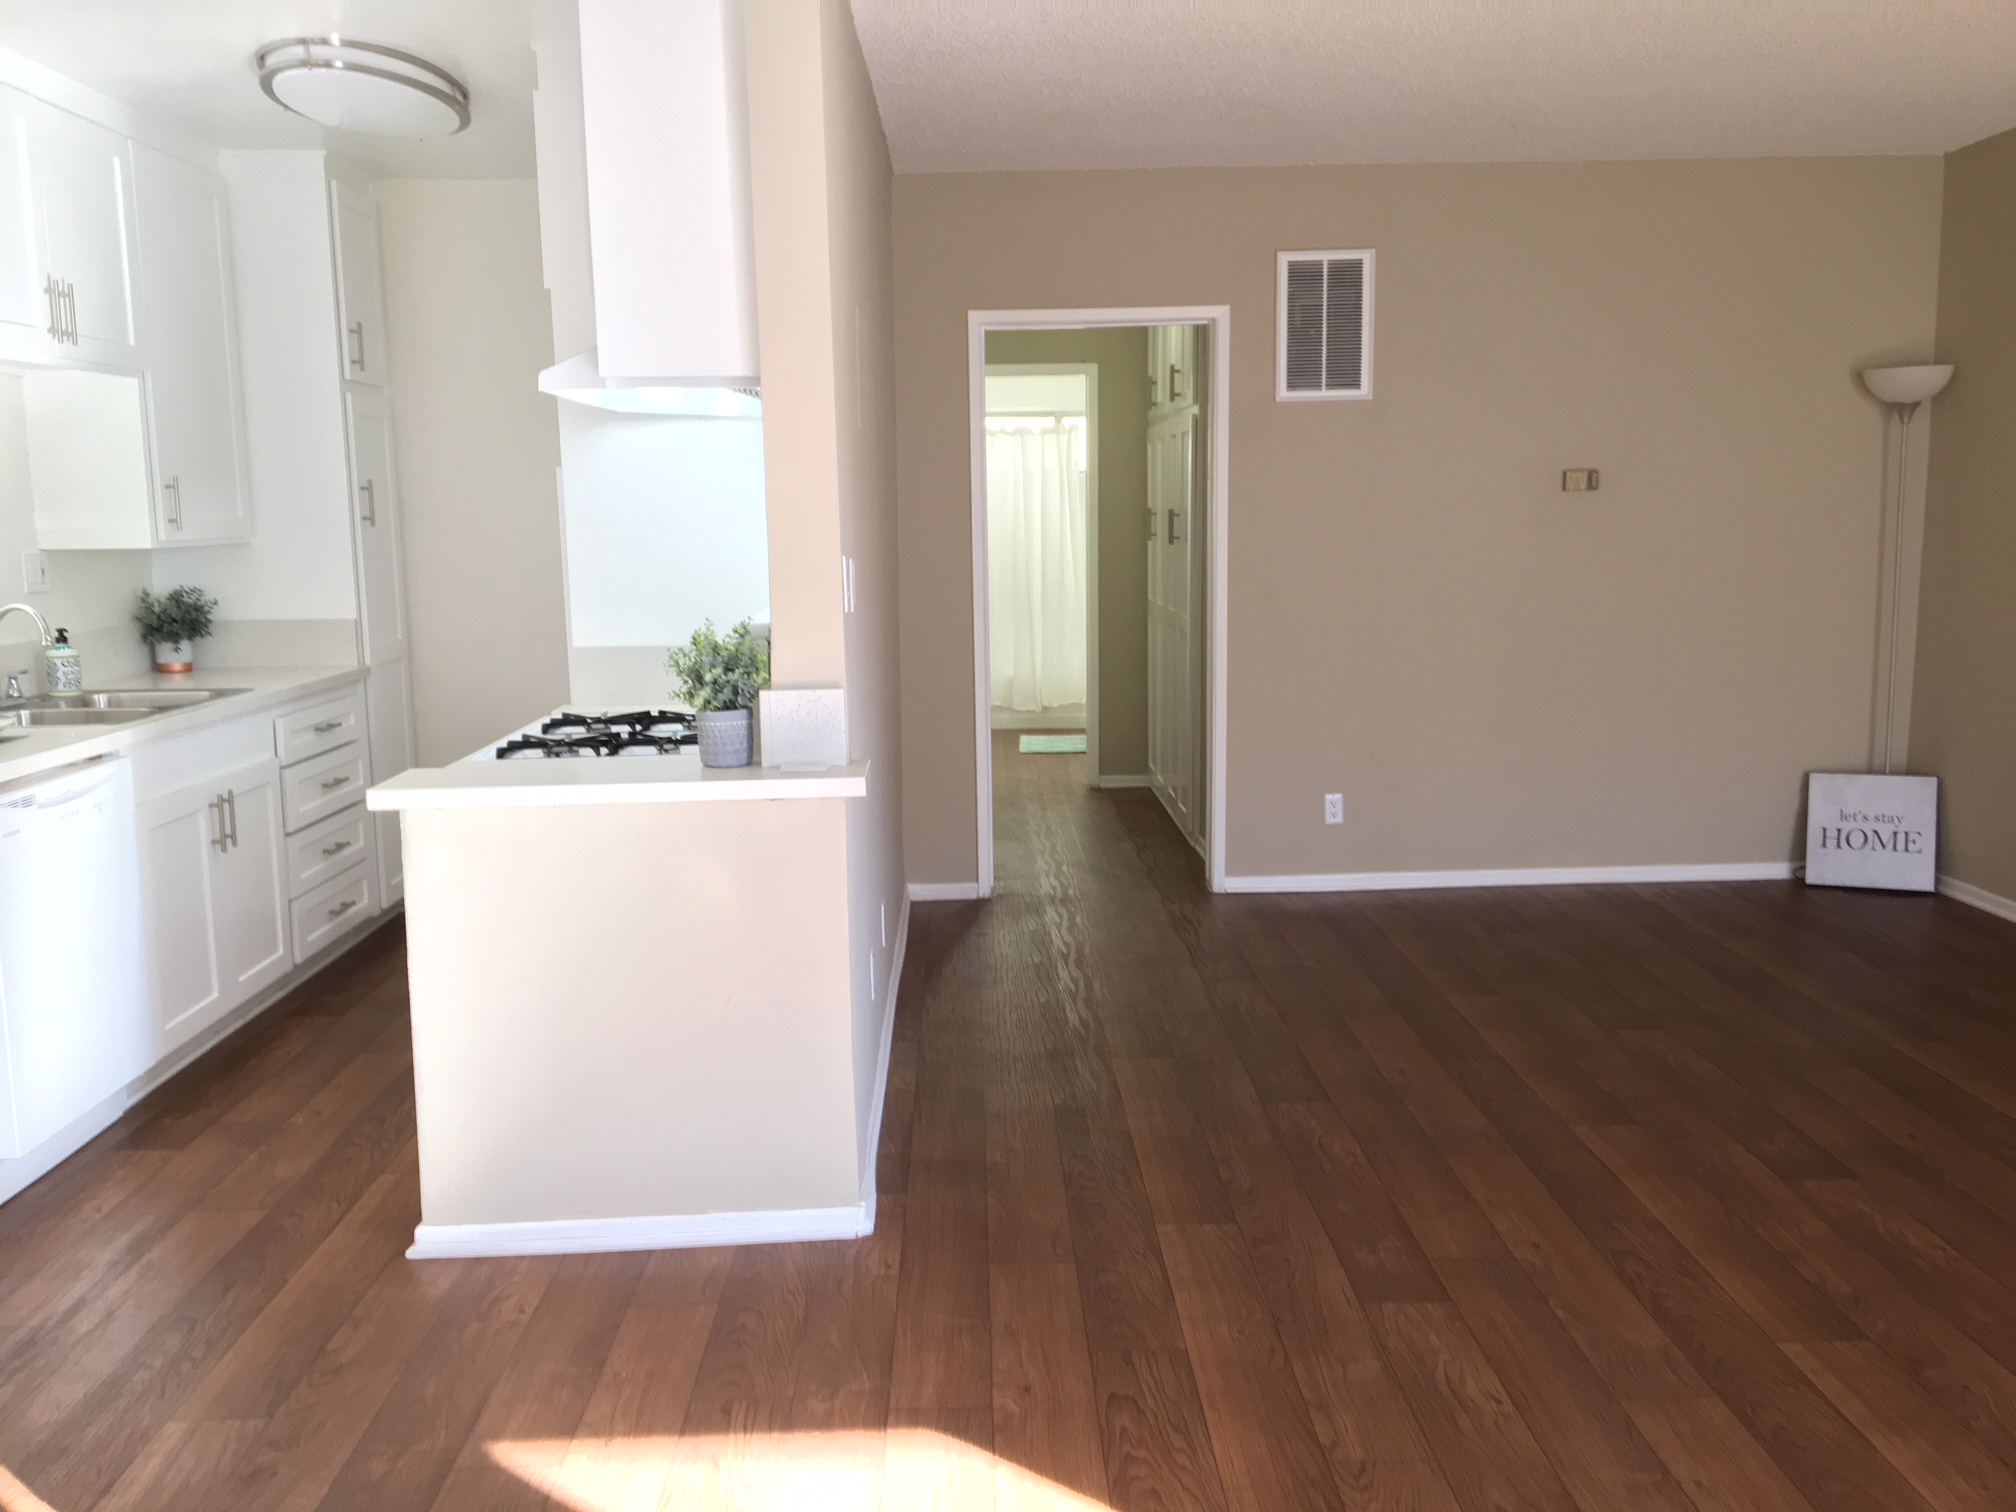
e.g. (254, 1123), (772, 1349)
(1805, 773), (1938, 893)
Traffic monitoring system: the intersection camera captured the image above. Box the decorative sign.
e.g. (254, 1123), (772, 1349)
(1805, 773), (1938, 893)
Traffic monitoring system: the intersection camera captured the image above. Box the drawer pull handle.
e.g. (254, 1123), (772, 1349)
(320, 774), (353, 791)
(311, 719), (345, 734)
(326, 898), (358, 920)
(320, 839), (354, 858)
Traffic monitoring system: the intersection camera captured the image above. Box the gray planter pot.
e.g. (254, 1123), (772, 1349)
(696, 708), (752, 768)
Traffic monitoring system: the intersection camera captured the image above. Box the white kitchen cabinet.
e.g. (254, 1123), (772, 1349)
(137, 757), (290, 1054)
(344, 389), (408, 663)
(133, 145), (250, 544)
(30, 99), (137, 369)
(330, 177), (389, 387)
(0, 87), (48, 360)
(364, 655), (412, 902)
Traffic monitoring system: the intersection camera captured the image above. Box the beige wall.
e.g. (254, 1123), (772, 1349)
(986, 327), (1150, 778)
(747, 0), (904, 1181)
(376, 180), (570, 763)
(1913, 127), (2016, 904)
(895, 159), (1945, 885)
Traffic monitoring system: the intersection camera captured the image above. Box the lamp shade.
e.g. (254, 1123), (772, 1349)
(1862, 364), (1954, 406)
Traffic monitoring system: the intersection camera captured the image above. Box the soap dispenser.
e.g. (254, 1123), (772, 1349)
(44, 628), (82, 693)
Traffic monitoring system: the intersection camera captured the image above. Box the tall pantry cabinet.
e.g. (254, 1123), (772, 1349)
(222, 152), (414, 905)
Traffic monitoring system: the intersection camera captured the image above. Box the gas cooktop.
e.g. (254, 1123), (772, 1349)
(491, 710), (697, 760)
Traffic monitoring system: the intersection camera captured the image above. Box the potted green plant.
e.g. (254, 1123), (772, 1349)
(135, 586), (218, 674)
(667, 619), (768, 767)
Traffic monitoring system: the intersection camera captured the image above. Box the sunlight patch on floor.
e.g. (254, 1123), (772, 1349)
(0, 1467), (58, 1512)
(490, 1428), (1112, 1511)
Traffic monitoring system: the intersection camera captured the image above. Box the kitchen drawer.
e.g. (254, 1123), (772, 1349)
(290, 858), (375, 963)
(130, 712), (274, 803)
(275, 688), (365, 767)
(285, 803), (373, 899)
(280, 742), (367, 833)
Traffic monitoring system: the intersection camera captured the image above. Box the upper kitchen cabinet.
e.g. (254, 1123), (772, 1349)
(0, 88), (47, 358)
(330, 177), (389, 388)
(30, 98), (138, 369)
(133, 145), (251, 544)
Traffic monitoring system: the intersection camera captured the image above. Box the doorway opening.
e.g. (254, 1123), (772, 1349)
(969, 307), (1230, 897)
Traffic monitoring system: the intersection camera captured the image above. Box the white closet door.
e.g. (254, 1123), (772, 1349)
(1147, 409), (1196, 836)
(345, 389), (408, 665)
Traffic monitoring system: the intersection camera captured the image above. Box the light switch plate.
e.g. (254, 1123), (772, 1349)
(1562, 469), (1600, 493)
(21, 550), (49, 592)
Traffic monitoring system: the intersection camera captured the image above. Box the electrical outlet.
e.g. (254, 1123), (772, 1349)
(1324, 793), (1344, 825)
(1562, 468), (1600, 493)
(22, 550), (49, 593)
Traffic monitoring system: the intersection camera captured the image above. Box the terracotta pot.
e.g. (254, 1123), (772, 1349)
(152, 640), (193, 674)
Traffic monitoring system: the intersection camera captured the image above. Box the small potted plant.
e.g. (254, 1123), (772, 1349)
(667, 619), (768, 767)
(135, 586), (218, 674)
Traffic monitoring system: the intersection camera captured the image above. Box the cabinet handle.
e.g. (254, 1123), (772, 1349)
(320, 838), (354, 859)
(62, 282), (78, 345)
(225, 789), (239, 850)
(1167, 510), (1180, 545)
(163, 476), (183, 530)
(320, 774), (353, 791)
(358, 479), (376, 526)
(312, 719), (345, 734)
(210, 795), (229, 852)
(326, 897), (358, 920)
(348, 321), (365, 372)
(44, 277), (61, 341)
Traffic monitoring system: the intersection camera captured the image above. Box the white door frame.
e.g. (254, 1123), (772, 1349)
(968, 306), (1231, 896)
(982, 361), (1100, 778)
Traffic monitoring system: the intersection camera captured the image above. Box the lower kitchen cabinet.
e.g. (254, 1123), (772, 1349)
(136, 757), (290, 1054)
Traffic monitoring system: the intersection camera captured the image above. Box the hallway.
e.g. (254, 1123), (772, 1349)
(3, 741), (2016, 1509)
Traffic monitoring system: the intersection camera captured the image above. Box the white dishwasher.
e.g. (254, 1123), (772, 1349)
(0, 757), (150, 1160)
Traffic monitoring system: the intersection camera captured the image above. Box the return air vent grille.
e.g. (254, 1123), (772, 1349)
(1277, 249), (1373, 401)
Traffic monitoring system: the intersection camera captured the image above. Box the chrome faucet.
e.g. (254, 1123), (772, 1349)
(0, 602), (54, 648)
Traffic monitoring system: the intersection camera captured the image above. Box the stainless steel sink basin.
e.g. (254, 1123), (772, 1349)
(0, 687), (249, 728)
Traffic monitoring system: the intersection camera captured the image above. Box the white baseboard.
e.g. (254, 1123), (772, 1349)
(1223, 861), (1797, 895)
(990, 706), (1086, 731)
(408, 1202), (875, 1260)
(1097, 773), (1153, 789)
(1940, 874), (2016, 924)
(908, 880), (983, 901)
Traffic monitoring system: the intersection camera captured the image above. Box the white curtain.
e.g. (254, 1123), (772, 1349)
(987, 416), (1088, 714)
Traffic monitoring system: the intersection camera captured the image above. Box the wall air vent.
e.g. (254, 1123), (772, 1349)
(1277, 249), (1373, 401)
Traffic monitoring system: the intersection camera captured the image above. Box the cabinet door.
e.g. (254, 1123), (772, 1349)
(134, 145), (250, 545)
(365, 657), (414, 904)
(32, 102), (136, 367)
(137, 782), (225, 1050)
(345, 389), (408, 664)
(330, 178), (388, 386)
(0, 87), (51, 361)
(211, 763), (290, 1006)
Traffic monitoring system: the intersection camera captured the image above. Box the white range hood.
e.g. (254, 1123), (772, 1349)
(539, 0), (761, 417)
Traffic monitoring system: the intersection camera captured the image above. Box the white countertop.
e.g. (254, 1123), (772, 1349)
(0, 665), (365, 789)
(368, 753), (868, 810)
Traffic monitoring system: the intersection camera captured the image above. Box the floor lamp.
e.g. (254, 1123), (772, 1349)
(1860, 362), (1954, 775)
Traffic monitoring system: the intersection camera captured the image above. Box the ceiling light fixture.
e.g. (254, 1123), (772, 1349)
(256, 36), (470, 139)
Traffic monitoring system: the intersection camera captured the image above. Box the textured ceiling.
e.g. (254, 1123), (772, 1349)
(0, 0), (534, 177)
(850, 0), (2016, 173)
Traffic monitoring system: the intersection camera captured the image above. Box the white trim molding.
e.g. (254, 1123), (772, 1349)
(857, 893), (912, 1214)
(1224, 861), (1797, 894)
(1097, 773), (1154, 790)
(1939, 873), (2016, 925)
(968, 306), (1233, 898)
(908, 880), (984, 902)
(408, 1203), (874, 1260)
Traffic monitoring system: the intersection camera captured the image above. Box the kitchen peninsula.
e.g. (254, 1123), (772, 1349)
(368, 733), (871, 1257)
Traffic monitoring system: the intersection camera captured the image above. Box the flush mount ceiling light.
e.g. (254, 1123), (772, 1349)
(256, 37), (470, 139)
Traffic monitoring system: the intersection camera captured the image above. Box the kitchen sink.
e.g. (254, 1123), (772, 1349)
(0, 687), (250, 728)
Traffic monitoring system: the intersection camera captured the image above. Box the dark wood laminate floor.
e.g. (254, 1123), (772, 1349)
(6, 738), (2016, 1509)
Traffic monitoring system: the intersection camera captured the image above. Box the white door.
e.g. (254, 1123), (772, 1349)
(133, 145), (249, 544)
(365, 658), (412, 904)
(330, 178), (389, 387)
(0, 87), (50, 360)
(1147, 407), (1196, 839)
(211, 762), (290, 1006)
(31, 101), (136, 368)
(345, 389), (408, 664)
(137, 781), (225, 1049)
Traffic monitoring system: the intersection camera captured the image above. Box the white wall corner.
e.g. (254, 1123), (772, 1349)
(760, 686), (847, 767)
(907, 880), (983, 902)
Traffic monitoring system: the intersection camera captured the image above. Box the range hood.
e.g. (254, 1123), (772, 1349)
(539, 351), (761, 418)
(542, 0), (760, 418)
